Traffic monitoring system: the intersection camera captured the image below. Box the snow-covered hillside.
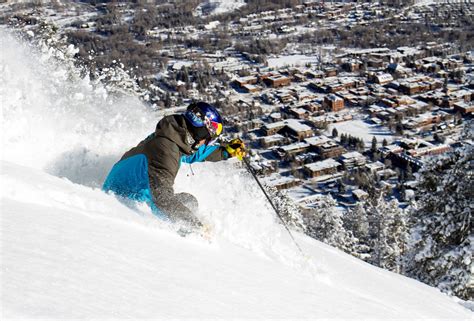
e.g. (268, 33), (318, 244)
(1, 28), (472, 319)
(195, 0), (246, 17)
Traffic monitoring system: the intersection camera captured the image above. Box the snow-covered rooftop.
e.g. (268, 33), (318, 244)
(265, 119), (312, 132)
(305, 159), (341, 172)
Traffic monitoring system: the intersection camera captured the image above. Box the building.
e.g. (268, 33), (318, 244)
(342, 59), (362, 72)
(304, 70), (325, 79)
(293, 73), (306, 82)
(381, 98), (398, 108)
(326, 82), (345, 93)
(262, 121), (286, 136)
(324, 67), (338, 77)
(276, 142), (311, 159)
(367, 58), (385, 68)
(233, 75), (258, 87)
(279, 119), (314, 140)
(260, 134), (286, 148)
(352, 189), (369, 201)
(340, 151), (367, 170)
(264, 74), (291, 88)
(304, 159), (341, 177)
(454, 101), (474, 115)
(305, 135), (332, 148)
(379, 144), (404, 156)
(263, 174), (301, 190)
(241, 84), (260, 93)
(291, 88), (317, 102)
(404, 113), (442, 130)
(296, 103), (321, 113)
(308, 81), (325, 93)
(275, 90), (295, 103)
(374, 73), (394, 85)
(287, 107), (311, 119)
(407, 144), (451, 157)
(296, 194), (326, 214)
(262, 119), (313, 140)
(399, 82), (422, 95)
(365, 161), (385, 173)
(324, 94), (344, 112)
(317, 141), (346, 159)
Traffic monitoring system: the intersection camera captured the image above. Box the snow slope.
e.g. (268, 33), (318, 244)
(195, 0), (246, 17)
(1, 29), (472, 319)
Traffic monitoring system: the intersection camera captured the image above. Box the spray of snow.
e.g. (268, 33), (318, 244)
(1, 29), (152, 186)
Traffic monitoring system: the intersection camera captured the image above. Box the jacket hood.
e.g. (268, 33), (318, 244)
(154, 114), (195, 155)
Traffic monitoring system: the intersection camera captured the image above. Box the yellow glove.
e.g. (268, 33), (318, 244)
(225, 138), (246, 161)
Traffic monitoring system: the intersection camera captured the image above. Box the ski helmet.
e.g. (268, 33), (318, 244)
(184, 102), (223, 140)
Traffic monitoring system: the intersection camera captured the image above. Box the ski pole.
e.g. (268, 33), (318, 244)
(242, 156), (306, 257)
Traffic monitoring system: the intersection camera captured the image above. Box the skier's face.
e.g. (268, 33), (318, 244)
(196, 139), (206, 147)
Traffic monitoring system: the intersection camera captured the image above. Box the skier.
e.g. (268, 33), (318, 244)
(103, 102), (246, 229)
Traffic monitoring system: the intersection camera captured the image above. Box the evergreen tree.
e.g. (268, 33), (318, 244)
(407, 139), (473, 299)
(354, 192), (409, 272)
(371, 136), (378, 153)
(357, 138), (365, 151)
(304, 195), (358, 254)
(348, 134), (354, 146)
(395, 123), (404, 135)
(332, 128), (339, 138)
(164, 91), (172, 108)
(340, 133), (347, 146)
(373, 198), (408, 273)
(265, 186), (305, 232)
(406, 163), (413, 181)
(344, 203), (372, 260)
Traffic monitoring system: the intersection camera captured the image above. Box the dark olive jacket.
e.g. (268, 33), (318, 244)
(119, 114), (227, 224)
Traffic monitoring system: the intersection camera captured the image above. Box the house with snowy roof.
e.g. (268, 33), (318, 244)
(379, 144), (404, 156)
(304, 135), (332, 147)
(264, 74), (291, 88)
(276, 141), (311, 159)
(287, 107), (311, 120)
(407, 144), (451, 158)
(340, 151), (367, 170)
(304, 159), (341, 178)
(352, 189), (369, 201)
(262, 119), (314, 140)
(365, 161), (385, 173)
(233, 75), (258, 88)
(259, 134), (287, 149)
(317, 140), (346, 159)
(263, 174), (301, 190)
(374, 73), (394, 85)
(404, 112), (442, 130)
(324, 94), (345, 112)
(453, 101), (474, 115)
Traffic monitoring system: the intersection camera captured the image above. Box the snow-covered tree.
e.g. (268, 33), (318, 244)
(265, 185), (305, 232)
(346, 193), (408, 272)
(369, 197), (408, 273)
(407, 138), (473, 300)
(304, 195), (358, 254)
(344, 202), (371, 260)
